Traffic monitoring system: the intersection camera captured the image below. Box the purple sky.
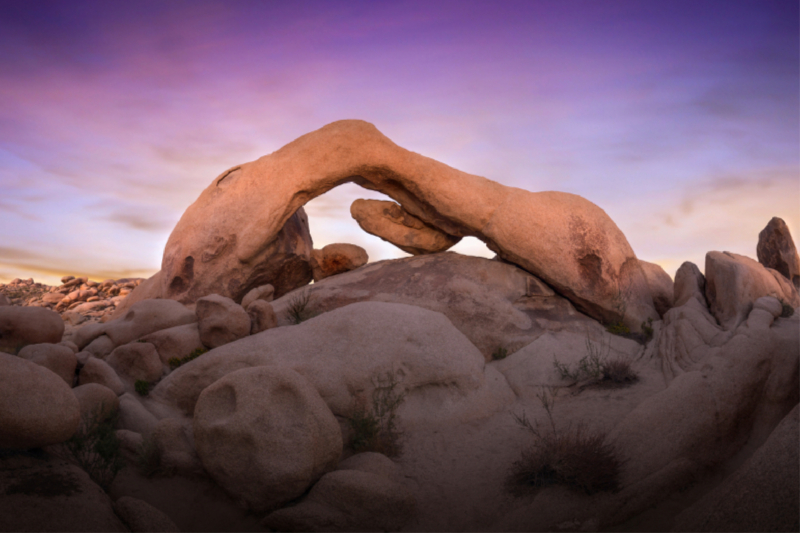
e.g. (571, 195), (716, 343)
(1, 0), (798, 285)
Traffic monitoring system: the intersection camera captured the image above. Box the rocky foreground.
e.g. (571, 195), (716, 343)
(0, 121), (798, 532)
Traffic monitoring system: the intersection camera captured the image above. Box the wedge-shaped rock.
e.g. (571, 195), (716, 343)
(757, 216), (800, 289)
(351, 198), (461, 255)
(194, 366), (342, 513)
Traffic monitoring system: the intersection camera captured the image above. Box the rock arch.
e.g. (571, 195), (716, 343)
(160, 120), (657, 328)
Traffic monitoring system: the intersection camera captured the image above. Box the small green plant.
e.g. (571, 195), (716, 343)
(286, 290), (314, 324)
(62, 406), (124, 491)
(134, 380), (152, 396)
(168, 346), (208, 370)
(492, 346), (509, 361)
(348, 371), (406, 457)
(780, 300), (794, 318)
(605, 321), (631, 336)
(641, 317), (654, 342)
(136, 436), (162, 478)
(507, 387), (622, 496)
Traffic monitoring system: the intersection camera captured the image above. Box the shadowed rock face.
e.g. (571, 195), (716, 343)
(163, 205), (312, 303)
(161, 120), (657, 327)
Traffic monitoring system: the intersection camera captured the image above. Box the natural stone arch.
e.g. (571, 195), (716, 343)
(161, 120), (658, 329)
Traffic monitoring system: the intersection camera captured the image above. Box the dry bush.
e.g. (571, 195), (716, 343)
(348, 371), (405, 457)
(286, 290), (314, 324)
(61, 406), (123, 491)
(508, 388), (623, 496)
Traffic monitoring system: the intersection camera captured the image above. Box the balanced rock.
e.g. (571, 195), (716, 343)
(757, 216), (800, 289)
(193, 366), (342, 513)
(18, 343), (77, 386)
(196, 294), (250, 348)
(705, 251), (799, 328)
(638, 260), (673, 317)
(0, 352), (80, 449)
(309, 243), (368, 282)
(158, 120), (658, 330)
(0, 306), (64, 353)
(240, 283), (275, 309)
(351, 198), (461, 255)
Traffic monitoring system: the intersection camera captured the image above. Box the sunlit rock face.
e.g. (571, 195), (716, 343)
(160, 119), (658, 328)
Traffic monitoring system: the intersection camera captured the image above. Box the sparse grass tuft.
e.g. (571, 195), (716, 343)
(553, 338), (638, 389)
(134, 379), (152, 396)
(348, 371), (406, 457)
(492, 346), (509, 361)
(507, 388), (622, 496)
(168, 346), (208, 370)
(61, 406), (123, 491)
(780, 300), (794, 318)
(286, 290), (314, 324)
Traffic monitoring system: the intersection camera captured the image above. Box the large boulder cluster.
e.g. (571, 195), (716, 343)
(1, 121), (797, 532)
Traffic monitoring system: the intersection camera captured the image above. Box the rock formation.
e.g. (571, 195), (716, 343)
(0, 118), (797, 532)
(350, 198), (461, 254)
(156, 120), (658, 330)
(757, 216), (800, 289)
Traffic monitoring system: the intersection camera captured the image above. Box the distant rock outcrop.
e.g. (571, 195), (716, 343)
(158, 120), (658, 330)
(757, 216), (800, 289)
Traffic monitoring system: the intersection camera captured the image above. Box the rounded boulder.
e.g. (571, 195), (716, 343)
(0, 352), (80, 449)
(0, 306), (64, 354)
(193, 366), (342, 512)
(196, 294), (251, 348)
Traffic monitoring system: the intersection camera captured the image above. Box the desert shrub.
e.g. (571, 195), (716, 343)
(286, 290), (314, 324)
(508, 388), (622, 496)
(780, 300), (794, 318)
(492, 346), (509, 361)
(134, 380), (152, 396)
(348, 371), (405, 457)
(601, 358), (638, 385)
(136, 436), (162, 478)
(62, 406), (124, 490)
(168, 346), (208, 370)
(553, 338), (637, 388)
(605, 321), (631, 336)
